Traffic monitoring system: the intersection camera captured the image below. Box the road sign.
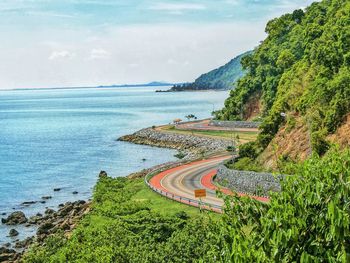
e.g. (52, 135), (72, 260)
(194, 189), (206, 198)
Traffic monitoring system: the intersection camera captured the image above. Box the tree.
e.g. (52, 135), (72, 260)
(185, 114), (197, 121)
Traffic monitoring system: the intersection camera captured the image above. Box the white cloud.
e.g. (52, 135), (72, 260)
(89, 48), (110, 60)
(0, 23), (266, 89)
(167, 58), (177, 65)
(48, 50), (75, 60)
(149, 3), (206, 12)
(26, 11), (75, 18)
(128, 63), (140, 68)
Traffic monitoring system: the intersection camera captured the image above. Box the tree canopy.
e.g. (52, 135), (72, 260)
(216, 0), (350, 155)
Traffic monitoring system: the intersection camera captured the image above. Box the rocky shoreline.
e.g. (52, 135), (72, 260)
(0, 200), (90, 262)
(118, 127), (232, 159)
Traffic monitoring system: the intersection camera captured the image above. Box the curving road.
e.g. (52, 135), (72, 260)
(148, 155), (269, 212)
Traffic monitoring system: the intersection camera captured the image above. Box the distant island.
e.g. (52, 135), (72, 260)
(167, 51), (251, 92)
(98, 81), (179, 88)
(12, 81), (179, 91)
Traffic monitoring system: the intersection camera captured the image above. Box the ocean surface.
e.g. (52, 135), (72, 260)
(0, 86), (228, 244)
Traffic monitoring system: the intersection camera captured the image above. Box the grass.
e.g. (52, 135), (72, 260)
(131, 178), (201, 217)
(160, 125), (258, 144)
(23, 176), (218, 262)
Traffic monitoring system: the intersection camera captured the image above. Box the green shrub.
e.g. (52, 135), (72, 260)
(239, 142), (258, 159)
(209, 147), (350, 262)
(174, 151), (186, 159)
(227, 157), (263, 172)
(311, 129), (330, 156)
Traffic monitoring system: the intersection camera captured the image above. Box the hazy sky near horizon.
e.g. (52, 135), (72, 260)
(0, 0), (316, 89)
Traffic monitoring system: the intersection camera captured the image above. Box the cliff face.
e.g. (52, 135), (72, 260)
(170, 51), (251, 91)
(258, 113), (350, 169)
(258, 116), (311, 169)
(328, 114), (350, 148)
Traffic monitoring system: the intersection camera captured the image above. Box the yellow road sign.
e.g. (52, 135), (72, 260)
(194, 189), (206, 198)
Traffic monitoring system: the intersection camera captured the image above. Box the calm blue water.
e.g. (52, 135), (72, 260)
(0, 86), (228, 244)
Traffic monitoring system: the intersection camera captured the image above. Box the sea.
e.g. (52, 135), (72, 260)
(0, 86), (228, 244)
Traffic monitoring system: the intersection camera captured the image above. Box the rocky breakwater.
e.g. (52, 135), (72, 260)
(118, 127), (231, 157)
(0, 200), (90, 262)
(216, 164), (284, 197)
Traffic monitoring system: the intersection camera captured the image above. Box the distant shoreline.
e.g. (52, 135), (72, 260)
(0, 82), (181, 92)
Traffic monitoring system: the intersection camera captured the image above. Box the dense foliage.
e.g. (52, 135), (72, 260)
(211, 147), (350, 262)
(24, 148), (350, 262)
(225, 157), (263, 172)
(216, 0), (350, 155)
(171, 52), (250, 91)
(23, 177), (218, 263)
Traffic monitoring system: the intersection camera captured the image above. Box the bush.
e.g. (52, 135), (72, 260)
(239, 142), (258, 159)
(227, 157), (263, 172)
(311, 129), (330, 156)
(209, 147), (350, 262)
(174, 151), (186, 159)
(226, 146), (235, 152)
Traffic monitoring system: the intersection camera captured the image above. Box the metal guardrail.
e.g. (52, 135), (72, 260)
(144, 165), (223, 213)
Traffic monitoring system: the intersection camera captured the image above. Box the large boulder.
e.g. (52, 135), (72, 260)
(15, 237), (33, 249)
(99, 171), (108, 178)
(28, 215), (43, 225)
(0, 247), (19, 262)
(1, 211), (27, 225)
(37, 222), (54, 235)
(8, 229), (19, 237)
(57, 202), (74, 217)
(45, 208), (55, 215)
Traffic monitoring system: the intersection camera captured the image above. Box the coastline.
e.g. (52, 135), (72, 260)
(2, 123), (231, 261)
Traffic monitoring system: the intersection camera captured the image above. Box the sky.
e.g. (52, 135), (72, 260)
(0, 0), (316, 89)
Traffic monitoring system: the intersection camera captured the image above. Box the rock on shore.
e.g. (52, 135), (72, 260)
(118, 128), (231, 156)
(1, 211), (27, 225)
(0, 247), (19, 262)
(0, 200), (90, 262)
(33, 200), (90, 241)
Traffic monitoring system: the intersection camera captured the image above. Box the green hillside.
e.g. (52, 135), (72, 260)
(216, 0), (350, 158)
(170, 51), (250, 91)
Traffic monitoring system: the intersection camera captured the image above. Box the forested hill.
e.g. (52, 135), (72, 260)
(170, 51), (250, 91)
(216, 0), (350, 165)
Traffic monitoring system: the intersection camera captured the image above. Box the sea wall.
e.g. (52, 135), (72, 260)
(209, 120), (261, 129)
(118, 127), (231, 157)
(216, 164), (283, 196)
